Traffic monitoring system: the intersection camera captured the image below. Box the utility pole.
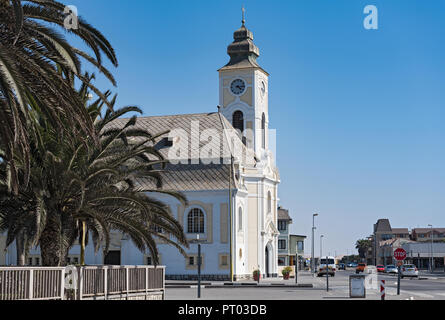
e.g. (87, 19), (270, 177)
(311, 213), (318, 276)
(428, 224), (433, 272)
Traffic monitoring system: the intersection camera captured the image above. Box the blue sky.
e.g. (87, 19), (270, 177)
(67, 0), (445, 256)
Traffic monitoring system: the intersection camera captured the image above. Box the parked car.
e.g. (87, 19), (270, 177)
(401, 264), (418, 278)
(385, 265), (398, 274)
(350, 262), (358, 268)
(376, 265), (385, 273)
(337, 263), (346, 270)
(356, 263), (366, 274)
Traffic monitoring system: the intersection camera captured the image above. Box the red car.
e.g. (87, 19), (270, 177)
(376, 265), (385, 272)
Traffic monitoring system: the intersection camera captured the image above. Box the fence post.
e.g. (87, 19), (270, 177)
(78, 267), (83, 300)
(28, 269), (34, 300)
(145, 267), (149, 300)
(104, 267), (108, 300)
(126, 267), (129, 300)
(60, 268), (65, 300)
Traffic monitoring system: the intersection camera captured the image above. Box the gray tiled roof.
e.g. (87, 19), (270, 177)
(278, 207), (292, 221)
(108, 112), (255, 192)
(374, 219), (392, 233)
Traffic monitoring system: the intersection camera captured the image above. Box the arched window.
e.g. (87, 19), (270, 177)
(238, 207), (243, 231)
(187, 208), (205, 233)
(233, 111), (244, 134)
(261, 113), (266, 149)
(267, 191), (272, 214)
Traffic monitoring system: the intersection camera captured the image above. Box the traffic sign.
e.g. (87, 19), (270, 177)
(394, 248), (406, 261)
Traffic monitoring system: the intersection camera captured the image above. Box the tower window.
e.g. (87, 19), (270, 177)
(261, 113), (266, 149)
(232, 111), (244, 134)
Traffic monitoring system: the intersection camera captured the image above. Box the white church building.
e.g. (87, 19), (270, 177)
(1, 18), (281, 281)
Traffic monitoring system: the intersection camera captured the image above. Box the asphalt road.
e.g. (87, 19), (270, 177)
(165, 269), (445, 300)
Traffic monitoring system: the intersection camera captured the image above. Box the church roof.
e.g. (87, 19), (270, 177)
(108, 112), (256, 192)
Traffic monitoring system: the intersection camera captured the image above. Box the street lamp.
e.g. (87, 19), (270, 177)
(428, 224), (433, 272)
(320, 235), (324, 267)
(311, 213), (318, 276)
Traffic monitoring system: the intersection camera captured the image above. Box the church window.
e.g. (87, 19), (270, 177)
(267, 191), (272, 214)
(261, 113), (266, 149)
(187, 208), (205, 233)
(232, 111), (244, 134)
(238, 207), (243, 231)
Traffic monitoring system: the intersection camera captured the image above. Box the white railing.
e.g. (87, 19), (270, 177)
(0, 267), (65, 300)
(0, 265), (165, 300)
(78, 265), (165, 300)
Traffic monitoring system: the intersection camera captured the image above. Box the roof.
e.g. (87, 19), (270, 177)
(392, 228), (409, 234)
(277, 207), (292, 222)
(413, 228), (445, 234)
(374, 219), (392, 233)
(108, 112), (256, 192)
(218, 23), (268, 75)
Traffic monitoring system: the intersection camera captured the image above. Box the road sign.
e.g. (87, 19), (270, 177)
(394, 248), (406, 261)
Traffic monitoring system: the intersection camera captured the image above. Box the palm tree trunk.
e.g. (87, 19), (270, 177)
(40, 220), (63, 266)
(16, 231), (26, 266)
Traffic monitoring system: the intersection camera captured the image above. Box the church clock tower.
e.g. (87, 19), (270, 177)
(218, 13), (269, 159)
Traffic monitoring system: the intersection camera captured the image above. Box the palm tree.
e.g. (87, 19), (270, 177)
(355, 239), (372, 259)
(0, 83), (189, 266)
(0, 0), (117, 194)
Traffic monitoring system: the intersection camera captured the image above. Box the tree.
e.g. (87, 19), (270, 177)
(0, 0), (117, 195)
(355, 239), (372, 259)
(0, 81), (189, 266)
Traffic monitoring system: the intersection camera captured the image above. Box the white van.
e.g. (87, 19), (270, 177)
(317, 256), (336, 277)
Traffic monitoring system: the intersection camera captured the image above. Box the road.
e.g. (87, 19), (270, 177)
(165, 269), (445, 300)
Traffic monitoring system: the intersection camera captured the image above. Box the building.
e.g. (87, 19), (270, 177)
(412, 228), (445, 242)
(401, 242), (445, 270)
(277, 207), (292, 266)
(392, 228), (410, 239)
(3, 16), (282, 281)
(372, 219), (393, 265)
(289, 235), (306, 269)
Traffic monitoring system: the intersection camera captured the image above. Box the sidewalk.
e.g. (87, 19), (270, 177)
(165, 272), (314, 288)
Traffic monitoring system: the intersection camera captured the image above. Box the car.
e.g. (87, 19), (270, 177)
(376, 265), (385, 272)
(385, 265), (398, 274)
(355, 263), (366, 274)
(317, 256), (336, 277)
(401, 264), (418, 278)
(337, 263), (346, 270)
(350, 262), (358, 268)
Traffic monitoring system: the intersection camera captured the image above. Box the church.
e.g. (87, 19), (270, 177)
(1, 16), (281, 281)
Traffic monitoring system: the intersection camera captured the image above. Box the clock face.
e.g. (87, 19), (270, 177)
(230, 79), (246, 95)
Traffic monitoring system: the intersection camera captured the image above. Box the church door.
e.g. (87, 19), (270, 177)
(265, 246), (270, 277)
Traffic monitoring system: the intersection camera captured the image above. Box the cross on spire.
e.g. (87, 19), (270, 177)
(242, 6), (246, 25)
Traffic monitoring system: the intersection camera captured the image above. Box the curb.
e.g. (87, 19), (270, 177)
(166, 283), (313, 289)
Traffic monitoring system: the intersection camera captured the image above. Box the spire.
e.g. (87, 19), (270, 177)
(242, 6), (246, 26)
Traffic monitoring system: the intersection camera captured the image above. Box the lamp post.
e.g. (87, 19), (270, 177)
(197, 234), (201, 298)
(320, 235), (324, 267)
(311, 213), (318, 276)
(428, 224), (433, 272)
